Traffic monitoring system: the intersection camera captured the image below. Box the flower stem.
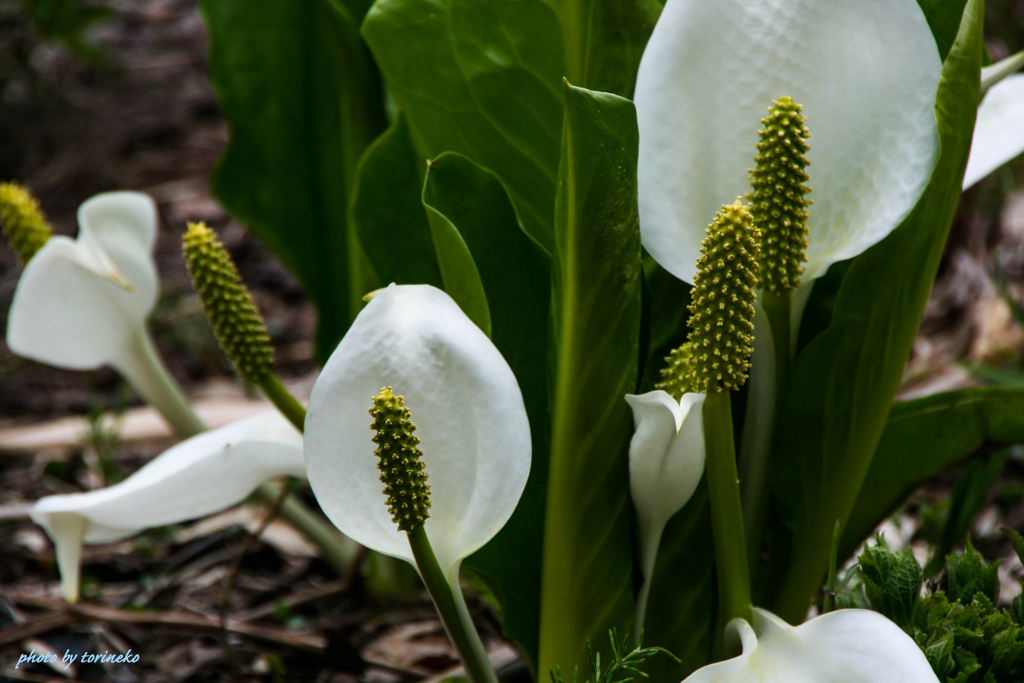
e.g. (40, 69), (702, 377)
(121, 329), (206, 438)
(259, 373), (307, 433)
(703, 392), (752, 651)
(407, 526), (497, 683)
(255, 480), (355, 575)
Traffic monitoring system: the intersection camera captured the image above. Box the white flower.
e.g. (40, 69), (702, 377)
(7, 192), (158, 371)
(634, 0), (942, 288)
(963, 74), (1024, 189)
(31, 412), (304, 602)
(303, 284), (531, 589)
(682, 607), (939, 683)
(625, 390), (706, 634)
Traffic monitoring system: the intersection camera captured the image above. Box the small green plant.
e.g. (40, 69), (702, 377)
(549, 630), (678, 683)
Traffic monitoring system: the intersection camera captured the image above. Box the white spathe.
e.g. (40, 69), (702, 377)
(303, 284), (531, 587)
(7, 192), (158, 370)
(635, 0), (942, 286)
(625, 390), (706, 635)
(32, 412), (305, 602)
(963, 74), (1024, 189)
(682, 608), (939, 683)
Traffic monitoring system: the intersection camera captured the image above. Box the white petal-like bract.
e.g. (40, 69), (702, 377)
(682, 608), (938, 683)
(304, 284), (531, 582)
(635, 0), (941, 285)
(7, 192), (158, 370)
(32, 412), (305, 601)
(964, 74), (1024, 189)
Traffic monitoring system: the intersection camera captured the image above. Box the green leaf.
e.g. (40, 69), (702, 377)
(201, 0), (386, 362)
(541, 83), (641, 677)
(351, 113), (444, 297)
(842, 388), (1024, 562)
(947, 540), (1001, 605)
(769, 0), (984, 623)
(422, 171), (492, 337)
(858, 535), (923, 631)
(361, 0), (659, 252)
(917, 0), (970, 61)
(421, 153), (551, 668)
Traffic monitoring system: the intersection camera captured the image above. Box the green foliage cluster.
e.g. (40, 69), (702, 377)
(858, 536), (1024, 682)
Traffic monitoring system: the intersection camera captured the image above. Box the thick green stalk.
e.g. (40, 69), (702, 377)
(704, 391), (753, 649)
(408, 526), (498, 683)
(256, 480), (354, 575)
(260, 373), (307, 433)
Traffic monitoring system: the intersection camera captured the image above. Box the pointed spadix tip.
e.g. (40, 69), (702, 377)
(685, 198), (759, 393)
(369, 387), (431, 532)
(749, 96), (812, 295)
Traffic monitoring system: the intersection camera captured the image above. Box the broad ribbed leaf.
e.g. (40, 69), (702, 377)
(361, 0), (659, 252)
(842, 388), (1024, 561)
(201, 0), (386, 361)
(541, 83), (641, 676)
(350, 113), (443, 297)
(422, 153), (551, 669)
(769, 0), (983, 623)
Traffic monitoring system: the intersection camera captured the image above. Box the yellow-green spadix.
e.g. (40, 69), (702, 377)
(31, 411), (304, 602)
(303, 284), (531, 587)
(681, 608), (938, 683)
(634, 0), (941, 290)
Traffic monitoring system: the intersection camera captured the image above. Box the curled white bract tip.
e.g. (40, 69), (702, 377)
(963, 74), (1024, 189)
(7, 191), (159, 371)
(31, 412), (305, 601)
(625, 390), (706, 579)
(635, 0), (941, 285)
(683, 608), (939, 682)
(303, 284), (531, 583)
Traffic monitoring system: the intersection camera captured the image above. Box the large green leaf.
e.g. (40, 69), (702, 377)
(350, 113), (444, 296)
(421, 153), (551, 669)
(841, 388), (1024, 560)
(917, 0), (970, 60)
(769, 0), (983, 623)
(541, 82), (641, 677)
(201, 0), (386, 362)
(361, 0), (659, 252)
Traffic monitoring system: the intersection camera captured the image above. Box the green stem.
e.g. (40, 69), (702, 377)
(255, 481), (355, 575)
(120, 329), (206, 438)
(408, 526), (498, 683)
(822, 519), (841, 614)
(761, 291), (791, 389)
(259, 373), (307, 433)
(703, 392), (752, 651)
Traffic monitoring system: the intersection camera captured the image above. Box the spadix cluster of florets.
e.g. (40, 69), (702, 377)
(658, 98), (812, 395)
(369, 387), (432, 532)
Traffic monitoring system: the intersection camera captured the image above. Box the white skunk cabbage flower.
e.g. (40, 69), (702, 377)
(683, 608), (939, 683)
(31, 412), (304, 602)
(625, 390), (706, 635)
(635, 0), (941, 288)
(963, 74), (1024, 189)
(7, 192), (158, 371)
(304, 284), (531, 589)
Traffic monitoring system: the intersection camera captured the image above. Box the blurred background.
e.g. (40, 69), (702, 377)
(0, 0), (1022, 680)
